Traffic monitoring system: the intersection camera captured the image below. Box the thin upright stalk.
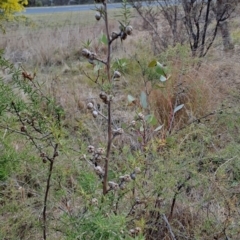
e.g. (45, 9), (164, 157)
(103, 1), (112, 195)
(43, 143), (58, 239)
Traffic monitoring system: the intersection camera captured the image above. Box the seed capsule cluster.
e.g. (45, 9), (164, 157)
(113, 128), (124, 136)
(129, 227), (142, 237)
(108, 167), (141, 191)
(99, 92), (113, 104)
(119, 25), (133, 41)
(86, 101), (101, 119)
(81, 49), (97, 64)
(88, 145), (105, 166)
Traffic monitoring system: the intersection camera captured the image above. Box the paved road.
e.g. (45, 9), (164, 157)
(23, 1), (169, 14)
(24, 3), (125, 14)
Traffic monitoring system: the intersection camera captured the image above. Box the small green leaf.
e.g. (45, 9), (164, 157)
(148, 60), (157, 68)
(155, 83), (165, 89)
(127, 94), (136, 103)
(140, 91), (147, 109)
(140, 125), (144, 132)
(145, 114), (158, 126)
(100, 34), (108, 45)
(160, 75), (167, 82)
(156, 62), (165, 75)
(174, 104), (184, 114)
(94, 63), (103, 72)
(154, 125), (163, 132)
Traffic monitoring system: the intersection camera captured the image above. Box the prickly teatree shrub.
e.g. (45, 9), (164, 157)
(1, 1), (240, 240)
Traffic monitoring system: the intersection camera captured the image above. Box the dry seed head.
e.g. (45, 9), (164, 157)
(88, 145), (95, 153)
(95, 12), (101, 21)
(113, 70), (121, 79)
(87, 102), (94, 110)
(82, 48), (91, 58)
(42, 158), (47, 163)
(92, 110), (98, 118)
(126, 25), (133, 35)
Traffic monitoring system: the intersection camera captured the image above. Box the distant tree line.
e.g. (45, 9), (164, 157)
(27, 0), (122, 6)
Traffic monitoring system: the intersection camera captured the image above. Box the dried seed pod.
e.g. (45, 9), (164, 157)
(96, 147), (105, 155)
(113, 128), (124, 136)
(113, 70), (121, 79)
(88, 145), (95, 153)
(135, 197), (141, 204)
(89, 52), (97, 61)
(131, 120), (136, 126)
(87, 102), (94, 110)
(94, 166), (104, 176)
(42, 158), (47, 163)
(95, 154), (102, 163)
(82, 48), (91, 58)
(134, 167), (141, 174)
(92, 110), (98, 118)
(129, 229), (136, 236)
(138, 112), (144, 120)
(135, 227), (141, 235)
(95, 12), (101, 21)
(91, 198), (98, 206)
(130, 172), (136, 180)
(21, 125), (26, 132)
(119, 182), (126, 190)
(108, 181), (119, 190)
(111, 31), (119, 40)
(126, 25), (133, 35)
(120, 31), (127, 41)
(40, 152), (46, 158)
(99, 92), (107, 100)
(123, 174), (131, 182)
(53, 151), (59, 158)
